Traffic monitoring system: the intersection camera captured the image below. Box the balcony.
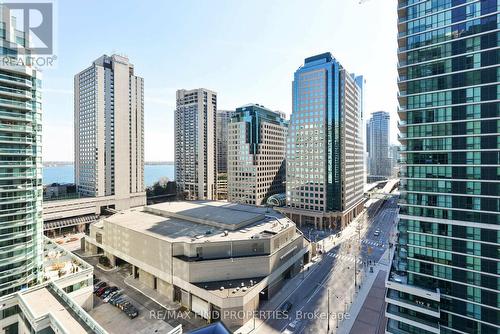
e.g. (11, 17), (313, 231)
(0, 148), (34, 156)
(0, 98), (32, 111)
(0, 86), (31, 100)
(0, 73), (32, 88)
(0, 123), (33, 133)
(386, 289), (440, 317)
(0, 135), (33, 144)
(386, 304), (440, 334)
(0, 111), (33, 122)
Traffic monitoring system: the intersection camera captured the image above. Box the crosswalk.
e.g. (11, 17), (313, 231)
(360, 239), (384, 247)
(326, 252), (363, 265)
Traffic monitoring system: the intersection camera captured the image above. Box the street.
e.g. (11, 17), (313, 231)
(255, 196), (398, 334)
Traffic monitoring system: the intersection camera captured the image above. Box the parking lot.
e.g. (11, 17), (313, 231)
(81, 253), (206, 333)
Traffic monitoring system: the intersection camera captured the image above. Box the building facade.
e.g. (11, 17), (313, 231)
(74, 55), (145, 208)
(84, 201), (309, 329)
(0, 7), (43, 296)
(367, 111), (391, 178)
(283, 53), (365, 229)
(175, 88), (217, 200)
(216, 110), (235, 175)
(227, 104), (287, 206)
(216, 110), (235, 199)
(386, 2), (500, 334)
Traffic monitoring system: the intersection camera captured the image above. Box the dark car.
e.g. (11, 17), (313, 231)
(118, 301), (132, 311)
(112, 296), (127, 306)
(93, 281), (106, 293)
(280, 301), (293, 314)
(101, 287), (118, 299)
(95, 286), (107, 296)
(108, 292), (122, 304)
(123, 305), (139, 319)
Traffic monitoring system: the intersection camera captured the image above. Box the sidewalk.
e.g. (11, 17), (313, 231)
(124, 275), (181, 311)
(337, 250), (389, 334)
(235, 257), (322, 334)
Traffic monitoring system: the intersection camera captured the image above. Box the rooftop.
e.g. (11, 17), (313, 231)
(21, 286), (93, 334)
(194, 276), (265, 298)
(104, 201), (294, 243)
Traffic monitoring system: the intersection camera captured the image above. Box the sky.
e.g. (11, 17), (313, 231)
(41, 0), (398, 162)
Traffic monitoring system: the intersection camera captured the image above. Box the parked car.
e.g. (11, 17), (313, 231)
(280, 301), (293, 314)
(104, 290), (121, 303)
(93, 281), (106, 293)
(96, 286), (108, 296)
(123, 305), (139, 319)
(118, 301), (132, 311)
(108, 293), (123, 304)
(111, 295), (126, 306)
(101, 287), (118, 299)
(282, 319), (300, 333)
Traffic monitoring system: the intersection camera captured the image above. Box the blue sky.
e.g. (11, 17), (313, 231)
(42, 0), (397, 161)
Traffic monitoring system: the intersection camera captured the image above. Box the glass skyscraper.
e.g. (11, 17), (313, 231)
(284, 53), (365, 229)
(387, 1), (500, 334)
(0, 6), (43, 296)
(367, 111), (391, 178)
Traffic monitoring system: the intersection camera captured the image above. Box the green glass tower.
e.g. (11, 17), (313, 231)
(387, 1), (500, 333)
(0, 7), (43, 295)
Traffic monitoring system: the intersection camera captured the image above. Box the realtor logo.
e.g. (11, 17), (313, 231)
(5, 2), (53, 54)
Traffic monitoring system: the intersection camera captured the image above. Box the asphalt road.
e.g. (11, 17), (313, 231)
(256, 196), (398, 334)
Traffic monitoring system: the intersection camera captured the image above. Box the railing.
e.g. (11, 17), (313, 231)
(0, 73), (31, 86)
(0, 98), (32, 110)
(0, 148), (34, 155)
(0, 171), (35, 179)
(0, 86), (30, 98)
(0, 123), (32, 132)
(48, 282), (108, 334)
(0, 111), (33, 122)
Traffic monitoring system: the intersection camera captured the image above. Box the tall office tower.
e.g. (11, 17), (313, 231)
(367, 111), (391, 178)
(74, 55), (144, 205)
(216, 110), (235, 174)
(387, 2), (500, 334)
(390, 144), (400, 176)
(0, 7), (43, 295)
(284, 53), (365, 229)
(227, 104), (288, 205)
(175, 88), (217, 200)
(366, 121), (372, 175)
(216, 110), (235, 200)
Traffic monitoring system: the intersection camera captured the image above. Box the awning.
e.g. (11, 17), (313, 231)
(44, 214), (98, 230)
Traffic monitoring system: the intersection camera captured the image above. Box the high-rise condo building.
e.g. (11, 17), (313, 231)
(367, 111), (391, 178)
(0, 6), (43, 296)
(175, 88), (217, 200)
(74, 55), (145, 209)
(283, 53), (365, 229)
(227, 104), (288, 205)
(386, 2), (500, 334)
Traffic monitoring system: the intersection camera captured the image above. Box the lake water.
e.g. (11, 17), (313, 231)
(43, 164), (175, 187)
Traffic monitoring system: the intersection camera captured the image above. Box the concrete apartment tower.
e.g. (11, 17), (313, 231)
(0, 6), (43, 296)
(283, 53), (365, 230)
(386, 1), (500, 334)
(175, 88), (217, 200)
(227, 104), (288, 205)
(366, 111), (391, 180)
(74, 55), (145, 209)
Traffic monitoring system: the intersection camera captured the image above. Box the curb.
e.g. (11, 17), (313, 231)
(123, 276), (180, 311)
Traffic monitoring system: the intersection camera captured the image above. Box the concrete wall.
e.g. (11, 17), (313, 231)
(43, 193), (146, 222)
(104, 221), (173, 279)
